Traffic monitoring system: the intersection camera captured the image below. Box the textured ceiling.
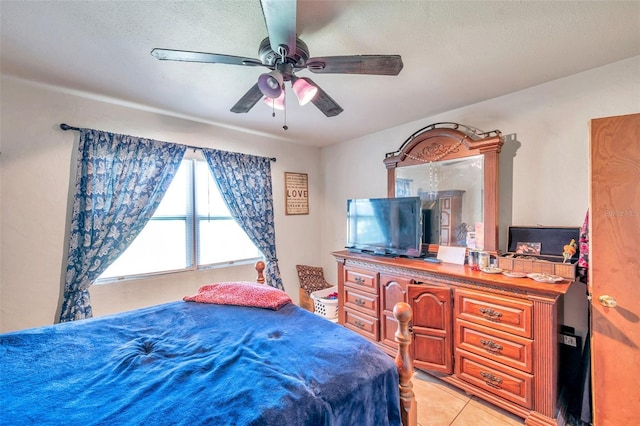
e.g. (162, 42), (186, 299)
(1, 1), (639, 146)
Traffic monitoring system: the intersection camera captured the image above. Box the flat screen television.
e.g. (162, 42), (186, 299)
(346, 197), (423, 257)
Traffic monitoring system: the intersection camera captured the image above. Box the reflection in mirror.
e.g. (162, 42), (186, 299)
(395, 155), (483, 247)
(385, 123), (503, 251)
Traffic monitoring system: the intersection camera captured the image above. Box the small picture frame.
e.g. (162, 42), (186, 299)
(285, 172), (309, 215)
(516, 241), (541, 255)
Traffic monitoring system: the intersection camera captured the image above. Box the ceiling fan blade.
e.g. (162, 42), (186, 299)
(260, 0), (296, 56)
(303, 78), (343, 117)
(306, 55), (403, 75)
(151, 48), (263, 67)
(230, 83), (264, 113)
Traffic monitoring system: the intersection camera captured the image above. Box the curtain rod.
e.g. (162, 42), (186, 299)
(59, 123), (276, 162)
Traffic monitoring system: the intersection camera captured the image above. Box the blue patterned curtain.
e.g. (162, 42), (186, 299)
(396, 178), (412, 197)
(201, 149), (284, 290)
(59, 129), (186, 322)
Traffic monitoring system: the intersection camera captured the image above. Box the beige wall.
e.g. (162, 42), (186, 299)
(0, 77), (324, 332)
(320, 56), (640, 343)
(2, 57), (638, 337)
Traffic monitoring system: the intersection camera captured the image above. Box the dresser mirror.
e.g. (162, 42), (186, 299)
(384, 123), (503, 252)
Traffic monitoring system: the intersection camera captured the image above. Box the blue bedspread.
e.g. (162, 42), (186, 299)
(1, 301), (401, 425)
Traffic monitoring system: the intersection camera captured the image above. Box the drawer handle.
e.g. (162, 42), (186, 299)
(479, 307), (503, 322)
(480, 371), (503, 388)
(480, 339), (503, 354)
(354, 320), (365, 329)
(354, 276), (365, 284)
(354, 298), (366, 306)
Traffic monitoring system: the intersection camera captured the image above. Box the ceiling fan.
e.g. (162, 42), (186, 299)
(150, 0), (403, 118)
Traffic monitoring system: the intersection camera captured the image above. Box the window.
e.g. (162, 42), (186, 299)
(98, 154), (261, 281)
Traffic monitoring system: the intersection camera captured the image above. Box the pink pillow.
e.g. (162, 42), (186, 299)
(184, 282), (292, 310)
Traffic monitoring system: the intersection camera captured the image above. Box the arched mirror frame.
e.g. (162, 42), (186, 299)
(384, 123), (503, 253)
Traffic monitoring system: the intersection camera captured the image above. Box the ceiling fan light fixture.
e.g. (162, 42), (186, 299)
(263, 91), (286, 110)
(258, 71), (284, 98)
(292, 77), (318, 106)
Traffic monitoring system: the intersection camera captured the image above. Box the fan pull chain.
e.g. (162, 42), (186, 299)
(282, 86), (288, 130)
(280, 48), (288, 130)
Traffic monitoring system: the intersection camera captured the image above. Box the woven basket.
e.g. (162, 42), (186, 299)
(497, 257), (576, 280)
(296, 264), (333, 312)
(299, 288), (314, 312)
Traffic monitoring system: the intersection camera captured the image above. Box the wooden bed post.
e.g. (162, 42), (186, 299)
(394, 302), (417, 426)
(255, 261), (266, 284)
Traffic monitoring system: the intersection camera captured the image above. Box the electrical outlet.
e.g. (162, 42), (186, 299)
(561, 334), (577, 347)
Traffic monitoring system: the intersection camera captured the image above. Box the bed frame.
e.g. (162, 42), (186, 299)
(255, 261), (417, 426)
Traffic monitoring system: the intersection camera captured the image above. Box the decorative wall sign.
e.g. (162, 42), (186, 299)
(285, 172), (309, 215)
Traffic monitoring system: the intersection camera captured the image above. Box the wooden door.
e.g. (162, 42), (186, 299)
(590, 113), (640, 425)
(408, 284), (453, 374)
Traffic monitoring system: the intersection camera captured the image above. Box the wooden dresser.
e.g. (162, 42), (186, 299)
(333, 250), (572, 425)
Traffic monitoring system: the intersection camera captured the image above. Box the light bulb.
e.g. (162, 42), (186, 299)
(292, 78), (318, 106)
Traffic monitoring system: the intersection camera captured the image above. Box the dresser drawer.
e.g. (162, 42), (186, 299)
(454, 289), (533, 338)
(344, 307), (379, 341)
(344, 267), (378, 294)
(456, 350), (533, 409)
(344, 286), (378, 316)
(455, 319), (533, 373)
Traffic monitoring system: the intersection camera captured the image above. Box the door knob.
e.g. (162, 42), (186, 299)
(598, 295), (617, 308)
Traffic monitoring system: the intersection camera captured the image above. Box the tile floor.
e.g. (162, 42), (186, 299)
(413, 370), (525, 426)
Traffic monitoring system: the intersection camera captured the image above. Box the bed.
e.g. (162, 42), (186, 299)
(1, 262), (416, 425)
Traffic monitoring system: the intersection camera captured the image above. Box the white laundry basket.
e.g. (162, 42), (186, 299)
(310, 286), (339, 319)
